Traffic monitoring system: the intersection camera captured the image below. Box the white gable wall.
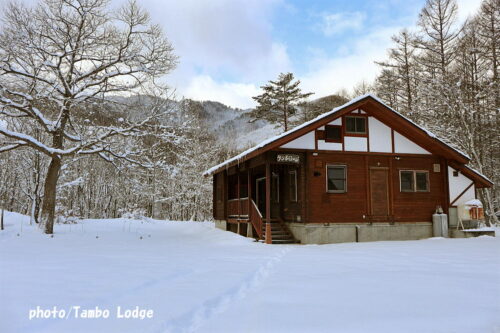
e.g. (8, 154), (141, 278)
(280, 131), (315, 149)
(318, 141), (342, 150)
(368, 117), (392, 153)
(344, 137), (367, 151)
(280, 116), (434, 155)
(448, 166), (476, 205)
(394, 132), (430, 154)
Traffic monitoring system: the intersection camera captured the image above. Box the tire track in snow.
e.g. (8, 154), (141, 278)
(158, 246), (293, 333)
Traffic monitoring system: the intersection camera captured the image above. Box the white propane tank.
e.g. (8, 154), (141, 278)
(432, 213), (448, 237)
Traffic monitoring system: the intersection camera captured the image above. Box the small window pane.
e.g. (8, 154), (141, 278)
(325, 126), (341, 141)
(328, 179), (344, 191)
(345, 116), (366, 134)
(400, 171), (414, 192)
(416, 172), (429, 191)
(356, 117), (366, 133)
(327, 166), (346, 192)
(272, 174), (279, 202)
(329, 168), (344, 179)
(346, 117), (356, 132)
(289, 170), (297, 202)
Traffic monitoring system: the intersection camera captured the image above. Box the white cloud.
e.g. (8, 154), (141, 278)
(131, 0), (291, 108)
(139, 0), (290, 82)
(456, 0), (483, 22)
(301, 26), (402, 98)
(319, 11), (366, 37)
(183, 75), (260, 109)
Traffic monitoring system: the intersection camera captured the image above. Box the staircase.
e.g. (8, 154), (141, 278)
(260, 219), (299, 244)
(248, 199), (299, 244)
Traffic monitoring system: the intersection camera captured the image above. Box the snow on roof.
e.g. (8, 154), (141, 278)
(463, 199), (483, 207)
(204, 93), (471, 176)
(367, 94), (470, 161)
(462, 164), (493, 185)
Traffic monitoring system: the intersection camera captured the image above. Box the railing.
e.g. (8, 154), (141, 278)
(227, 198), (249, 218)
(250, 199), (263, 239)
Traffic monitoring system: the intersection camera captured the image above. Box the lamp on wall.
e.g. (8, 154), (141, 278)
(394, 156), (401, 160)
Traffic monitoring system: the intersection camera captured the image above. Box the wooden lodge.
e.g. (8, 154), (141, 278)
(204, 94), (493, 244)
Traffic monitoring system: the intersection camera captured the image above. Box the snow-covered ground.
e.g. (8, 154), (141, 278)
(1, 212), (499, 333)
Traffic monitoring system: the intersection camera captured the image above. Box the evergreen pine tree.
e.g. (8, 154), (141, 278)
(250, 73), (313, 132)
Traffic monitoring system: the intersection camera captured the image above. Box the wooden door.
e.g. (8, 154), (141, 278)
(256, 177), (266, 217)
(370, 168), (390, 217)
(256, 174), (280, 219)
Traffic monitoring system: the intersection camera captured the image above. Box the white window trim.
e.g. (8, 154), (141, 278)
(326, 164), (347, 193)
(345, 116), (367, 134)
(289, 170), (298, 202)
(399, 170), (430, 192)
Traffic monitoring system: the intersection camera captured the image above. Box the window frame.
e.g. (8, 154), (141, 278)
(415, 171), (430, 192)
(324, 125), (342, 143)
(326, 164), (347, 193)
(289, 170), (298, 202)
(399, 170), (430, 193)
(271, 172), (279, 203)
(345, 116), (367, 135)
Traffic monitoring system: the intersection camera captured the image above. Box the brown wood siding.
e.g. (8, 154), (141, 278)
(308, 153), (367, 222)
(391, 156), (445, 222)
(214, 172), (225, 220)
(305, 151), (446, 223)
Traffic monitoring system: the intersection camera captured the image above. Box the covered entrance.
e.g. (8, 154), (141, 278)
(223, 152), (302, 243)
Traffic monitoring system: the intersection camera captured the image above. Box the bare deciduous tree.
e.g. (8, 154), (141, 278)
(0, 0), (177, 233)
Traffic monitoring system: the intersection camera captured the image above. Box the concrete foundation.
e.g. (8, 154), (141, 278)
(449, 229), (495, 238)
(216, 219), (493, 244)
(448, 207), (458, 228)
(288, 222), (433, 244)
(214, 220), (227, 231)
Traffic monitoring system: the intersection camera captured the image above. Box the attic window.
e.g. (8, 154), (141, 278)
(345, 116), (366, 134)
(325, 125), (342, 142)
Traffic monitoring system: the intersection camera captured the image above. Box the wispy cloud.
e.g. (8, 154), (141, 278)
(318, 11), (367, 37)
(184, 75), (260, 109)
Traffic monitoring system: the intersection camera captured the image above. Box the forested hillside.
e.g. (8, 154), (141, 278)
(0, 0), (497, 225)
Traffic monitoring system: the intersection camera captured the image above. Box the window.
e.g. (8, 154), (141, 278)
(271, 173), (279, 202)
(327, 165), (346, 193)
(399, 170), (429, 192)
(345, 116), (366, 134)
(400, 171), (414, 192)
(325, 125), (342, 142)
(289, 170), (297, 202)
(415, 172), (429, 191)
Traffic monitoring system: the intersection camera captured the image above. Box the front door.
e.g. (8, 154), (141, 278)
(256, 177), (266, 217)
(369, 168), (390, 218)
(255, 174), (280, 218)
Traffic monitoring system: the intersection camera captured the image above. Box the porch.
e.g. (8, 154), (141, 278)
(219, 152), (303, 244)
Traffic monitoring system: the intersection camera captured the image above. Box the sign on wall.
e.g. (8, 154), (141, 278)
(277, 154), (300, 164)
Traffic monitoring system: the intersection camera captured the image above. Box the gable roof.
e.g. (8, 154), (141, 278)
(204, 94), (492, 188)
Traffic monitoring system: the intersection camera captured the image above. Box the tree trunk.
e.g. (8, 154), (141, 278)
(1, 208), (4, 230)
(41, 157), (62, 234)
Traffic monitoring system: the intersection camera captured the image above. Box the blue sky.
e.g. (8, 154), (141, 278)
(8, 0), (484, 108)
(143, 0), (481, 109)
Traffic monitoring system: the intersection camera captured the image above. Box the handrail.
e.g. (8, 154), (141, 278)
(250, 199), (263, 238)
(251, 200), (262, 218)
(227, 197), (249, 202)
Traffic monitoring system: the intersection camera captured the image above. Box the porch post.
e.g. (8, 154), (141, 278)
(237, 168), (240, 219)
(247, 167), (251, 220)
(265, 161), (272, 244)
